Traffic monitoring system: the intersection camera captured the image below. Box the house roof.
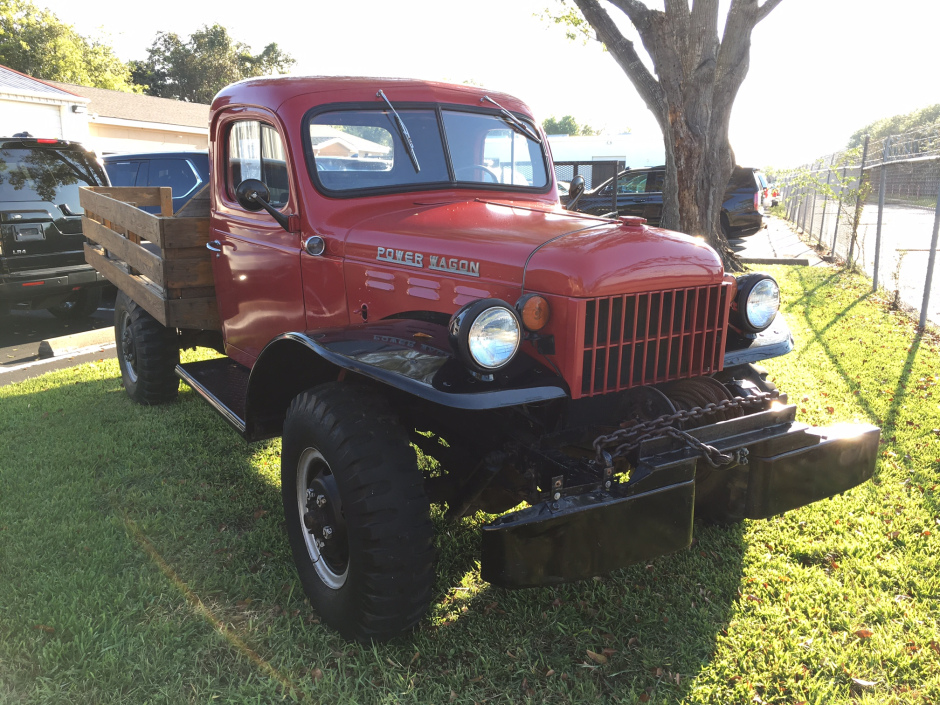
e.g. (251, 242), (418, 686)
(308, 125), (389, 154)
(0, 64), (84, 101)
(46, 81), (210, 129)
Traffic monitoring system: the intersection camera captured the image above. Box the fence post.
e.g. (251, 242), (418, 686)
(873, 136), (891, 292)
(800, 182), (809, 233)
(808, 180), (817, 239)
(818, 155), (834, 246)
(848, 135), (870, 266)
(832, 163), (848, 257)
(786, 178), (795, 221)
(920, 177), (940, 329)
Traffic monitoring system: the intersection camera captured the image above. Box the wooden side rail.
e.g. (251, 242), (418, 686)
(79, 186), (220, 331)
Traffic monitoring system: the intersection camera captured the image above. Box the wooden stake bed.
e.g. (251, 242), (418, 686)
(80, 186), (220, 331)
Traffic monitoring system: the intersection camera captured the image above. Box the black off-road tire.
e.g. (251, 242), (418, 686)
(282, 383), (435, 643)
(48, 286), (102, 319)
(114, 291), (179, 404)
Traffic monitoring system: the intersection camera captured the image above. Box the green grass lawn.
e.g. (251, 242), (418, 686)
(1, 265), (938, 704)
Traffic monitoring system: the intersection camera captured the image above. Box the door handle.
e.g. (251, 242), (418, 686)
(206, 240), (222, 252)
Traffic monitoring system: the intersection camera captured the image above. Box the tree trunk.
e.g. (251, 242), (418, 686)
(569, 0), (783, 272)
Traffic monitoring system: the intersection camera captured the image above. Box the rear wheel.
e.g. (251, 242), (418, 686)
(282, 383), (435, 642)
(48, 287), (102, 319)
(114, 291), (179, 404)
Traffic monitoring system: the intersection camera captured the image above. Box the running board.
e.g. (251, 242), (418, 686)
(176, 358), (250, 436)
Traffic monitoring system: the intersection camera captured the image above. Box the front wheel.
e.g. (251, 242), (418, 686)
(282, 383), (435, 642)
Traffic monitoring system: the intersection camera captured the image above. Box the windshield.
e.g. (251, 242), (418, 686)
(305, 105), (549, 195)
(0, 147), (105, 214)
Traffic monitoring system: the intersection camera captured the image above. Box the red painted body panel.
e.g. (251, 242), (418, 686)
(207, 76), (728, 392)
(209, 107), (307, 364)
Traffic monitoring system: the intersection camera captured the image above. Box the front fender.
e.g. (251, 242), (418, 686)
(245, 318), (568, 440)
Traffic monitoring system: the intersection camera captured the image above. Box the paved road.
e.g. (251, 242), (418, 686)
(851, 203), (940, 323)
(0, 289), (117, 385)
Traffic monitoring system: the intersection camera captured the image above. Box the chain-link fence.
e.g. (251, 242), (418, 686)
(779, 123), (940, 327)
(553, 160), (623, 190)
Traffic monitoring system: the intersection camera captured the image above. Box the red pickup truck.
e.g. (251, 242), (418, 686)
(80, 76), (879, 643)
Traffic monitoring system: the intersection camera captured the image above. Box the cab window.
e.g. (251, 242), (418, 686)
(227, 120), (289, 208)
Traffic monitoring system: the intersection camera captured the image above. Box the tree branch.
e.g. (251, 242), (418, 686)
(608, 0), (655, 26)
(663, 0), (690, 20)
(756, 0), (785, 23)
(572, 0), (666, 122)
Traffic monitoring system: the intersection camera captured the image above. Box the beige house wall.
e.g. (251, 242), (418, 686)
(89, 123), (208, 154)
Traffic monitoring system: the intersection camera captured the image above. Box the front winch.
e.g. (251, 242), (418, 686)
(592, 389), (780, 465)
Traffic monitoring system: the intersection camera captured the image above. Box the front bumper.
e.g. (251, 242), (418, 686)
(481, 404), (879, 588)
(0, 265), (107, 302)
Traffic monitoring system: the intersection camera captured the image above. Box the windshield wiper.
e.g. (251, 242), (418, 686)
(377, 90), (420, 173)
(481, 95), (542, 144)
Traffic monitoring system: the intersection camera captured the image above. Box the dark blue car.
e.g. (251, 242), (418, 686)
(572, 165), (765, 237)
(103, 151), (209, 214)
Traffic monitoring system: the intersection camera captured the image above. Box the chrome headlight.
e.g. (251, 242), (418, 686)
(449, 299), (522, 372)
(732, 273), (780, 333)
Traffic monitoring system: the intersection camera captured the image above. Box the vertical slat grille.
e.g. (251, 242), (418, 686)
(579, 283), (730, 397)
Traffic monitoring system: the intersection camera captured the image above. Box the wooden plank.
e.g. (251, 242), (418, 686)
(164, 258), (214, 289)
(161, 217), (211, 249)
(84, 244), (169, 326)
(172, 285), (217, 300)
(159, 187), (173, 217)
(167, 297), (220, 330)
(80, 190), (162, 245)
(165, 246), (208, 260)
(175, 185), (210, 217)
(84, 186), (166, 207)
(83, 218), (164, 284)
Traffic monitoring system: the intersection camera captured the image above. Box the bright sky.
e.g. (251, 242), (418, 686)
(35, 0), (940, 169)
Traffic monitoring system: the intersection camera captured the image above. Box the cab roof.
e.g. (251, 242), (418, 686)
(211, 76), (535, 119)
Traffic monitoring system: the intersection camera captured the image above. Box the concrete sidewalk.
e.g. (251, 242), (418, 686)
(732, 215), (823, 267)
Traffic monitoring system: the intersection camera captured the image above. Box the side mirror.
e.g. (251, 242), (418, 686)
(234, 178), (292, 232)
(235, 178), (271, 212)
(565, 175), (586, 211)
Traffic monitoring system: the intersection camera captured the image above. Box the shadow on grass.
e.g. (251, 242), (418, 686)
(789, 268), (885, 422)
(425, 510), (747, 702)
(0, 373), (750, 703)
(790, 268), (926, 439)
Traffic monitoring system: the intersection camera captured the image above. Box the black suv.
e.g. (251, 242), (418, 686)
(0, 137), (109, 317)
(571, 165), (765, 237)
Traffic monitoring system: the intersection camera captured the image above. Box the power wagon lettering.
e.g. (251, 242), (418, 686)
(376, 247), (423, 268)
(429, 255), (480, 277)
(375, 247), (481, 277)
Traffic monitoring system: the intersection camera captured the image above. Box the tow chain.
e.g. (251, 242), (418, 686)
(593, 390), (780, 468)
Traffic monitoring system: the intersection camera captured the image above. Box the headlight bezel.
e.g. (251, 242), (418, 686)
(449, 298), (522, 373)
(732, 273), (780, 334)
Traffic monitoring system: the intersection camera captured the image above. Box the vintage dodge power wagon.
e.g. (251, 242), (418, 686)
(80, 76), (879, 643)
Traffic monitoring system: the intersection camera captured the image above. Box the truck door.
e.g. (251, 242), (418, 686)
(210, 117), (305, 366)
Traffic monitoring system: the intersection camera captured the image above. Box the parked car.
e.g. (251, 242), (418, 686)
(572, 165), (765, 237)
(0, 135), (110, 318)
(103, 151), (209, 214)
